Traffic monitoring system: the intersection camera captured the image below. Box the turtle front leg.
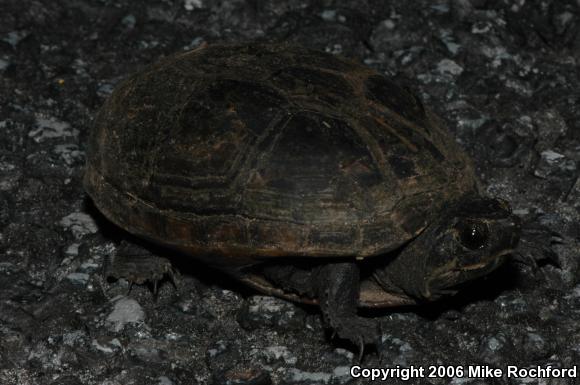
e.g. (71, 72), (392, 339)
(315, 262), (380, 352)
(105, 241), (177, 294)
(513, 220), (561, 269)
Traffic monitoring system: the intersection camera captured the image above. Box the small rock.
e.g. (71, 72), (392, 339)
(157, 376), (175, 385)
(53, 143), (84, 166)
(379, 334), (415, 366)
(207, 340), (228, 359)
(522, 332), (546, 358)
(2, 30), (28, 47)
(331, 366), (351, 383)
(380, 19), (396, 30)
(534, 150), (575, 179)
(320, 10), (337, 22)
(59, 212), (98, 239)
(184, 37), (205, 50)
(92, 337), (123, 354)
(121, 14), (136, 29)
(478, 333), (510, 364)
(471, 21), (492, 34)
(106, 297), (146, 332)
(184, 0), (204, 11)
(439, 30), (461, 55)
(28, 116), (78, 143)
(322, 348), (354, 366)
(237, 296), (306, 331)
(130, 340), (166, 363)
(64, 243), (79, 256)
(97, 83), (115, 97)
(66, 272), (90, 286)
(437, 59), (463, 76)
(481, 46), (512, 68)
(541, 150), (565, 164)
(282, 368), (331, 385)
(252, 345), (297, 365)
(431, 4), (450, 13)
(0, 58), (10, 70)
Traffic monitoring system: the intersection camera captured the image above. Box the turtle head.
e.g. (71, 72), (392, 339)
(373, 195), (521, 301)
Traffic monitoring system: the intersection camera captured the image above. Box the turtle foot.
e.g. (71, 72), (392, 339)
(513, 221), (562, 270)
(105, 241), (178, 294)
(328, 314), (380, 360)
(316, 262), (379, 359)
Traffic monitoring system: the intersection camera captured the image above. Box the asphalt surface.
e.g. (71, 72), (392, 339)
(0, 1), (579, 384)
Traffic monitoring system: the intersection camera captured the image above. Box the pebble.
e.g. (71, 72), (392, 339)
(478, 333), (509, 364)
(282, 368), (331, 385)
(53, 143), (84, 166)
(66, 272), (90, 286)
(157, 377), (174, 385)
(0, 58), (9, 70)
(28, 116), (78, 143)
(184, 0), (204, 11)
(97, 83), (115, 97)
(121, 14), (136, 29)
(207, 340), (228, 358)
(541, 150), (565, 164)
(92, 337), (123, 354)
(59, 212), (98, 239)
(380, 334), (415, 366)
(439, 29), (461, 55)
(237, 296), (305, 331)
(2, 30), (28, 47)
(437, 59), (464, 76)
(534, 150), (575, 179)
(106, 297), (146, 332)
(252, 345), (297, 365)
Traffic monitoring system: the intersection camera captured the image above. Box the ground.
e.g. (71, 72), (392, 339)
(1, 1), (579, 384)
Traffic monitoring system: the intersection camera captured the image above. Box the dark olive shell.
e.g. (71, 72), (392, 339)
(84, 43), (478, 306)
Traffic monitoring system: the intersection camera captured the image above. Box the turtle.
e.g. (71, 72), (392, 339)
(84, 42), (522, 348)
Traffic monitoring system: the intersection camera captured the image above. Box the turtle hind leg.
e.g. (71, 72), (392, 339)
(315, 262), (380, 355)
(105, 241), (178, 295)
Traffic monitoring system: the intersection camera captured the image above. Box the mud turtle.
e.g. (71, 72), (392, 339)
(84, 42), (521, 347)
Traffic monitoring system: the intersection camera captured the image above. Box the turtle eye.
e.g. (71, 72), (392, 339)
(456, 220), (489, 250)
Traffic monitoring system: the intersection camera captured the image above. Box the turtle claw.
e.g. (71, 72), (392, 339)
(357, 337), (365, 363)
(514, 220), (562, 269)
(329, 318), (379, 362)
(513, 249), (544, 268)
(127, 281), (134, 295)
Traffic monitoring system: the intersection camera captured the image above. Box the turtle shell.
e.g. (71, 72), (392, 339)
(84, 43), (478, 307)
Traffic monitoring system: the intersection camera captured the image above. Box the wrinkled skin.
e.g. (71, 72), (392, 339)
(372, 195), (520, 300)
(263, 195), (521, 347)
